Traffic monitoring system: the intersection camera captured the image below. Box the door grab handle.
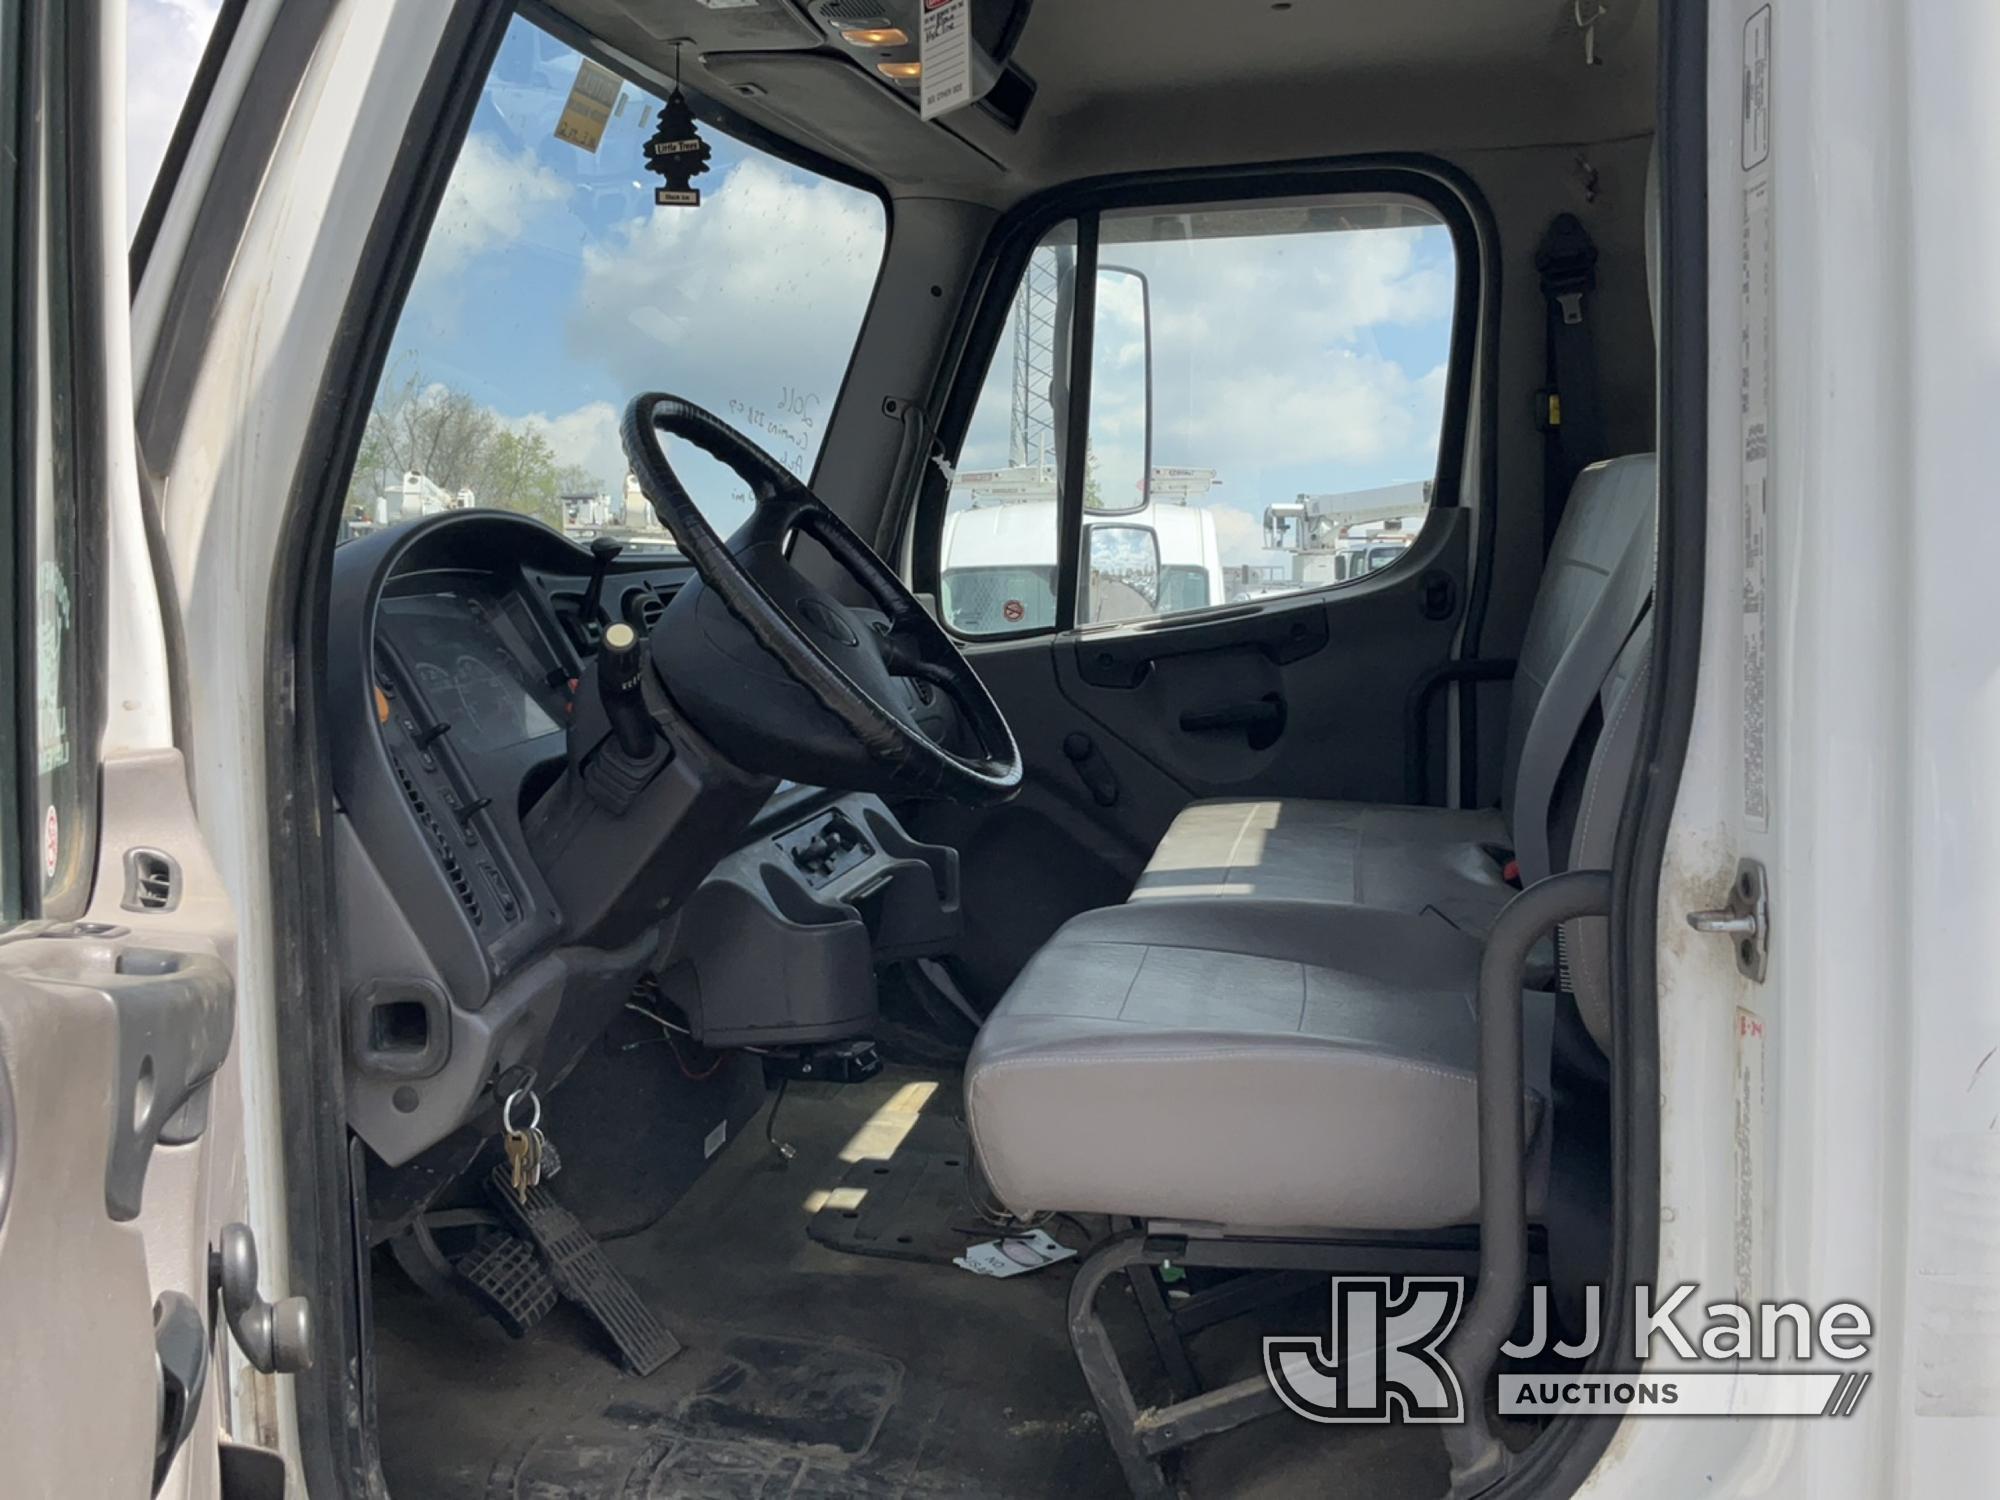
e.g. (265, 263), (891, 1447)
(1178, 701), (1283, 733)
(213, 1222), (314, 1374)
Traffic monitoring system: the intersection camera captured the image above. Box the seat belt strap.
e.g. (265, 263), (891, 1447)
(1534, 213), (1606, 554)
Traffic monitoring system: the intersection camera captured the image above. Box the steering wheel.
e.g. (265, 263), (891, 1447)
(620, 393), (1021, 806)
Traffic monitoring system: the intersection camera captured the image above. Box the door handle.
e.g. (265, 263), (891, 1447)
(1178, 695), (1287, 751)
(152, 1291), (208, 1494)
(1178, 700), (1283, 733)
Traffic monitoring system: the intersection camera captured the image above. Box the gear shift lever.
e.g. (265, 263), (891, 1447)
(582, 534), (624, 634)
(597, 621), (657, 760)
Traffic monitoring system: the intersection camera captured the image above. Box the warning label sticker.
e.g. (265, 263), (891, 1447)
(1742, 8), (1772, 170)
(1739, 8), (1774, 832)
(920, 0), (973, 121)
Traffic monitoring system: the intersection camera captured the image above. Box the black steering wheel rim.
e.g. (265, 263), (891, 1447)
(620, 392), (1021, 805)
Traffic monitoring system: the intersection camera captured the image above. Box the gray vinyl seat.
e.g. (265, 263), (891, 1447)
(1130, 450), (1658, 934)
(966, 462), (1659, 1230)
(964, 605), (1655, 1229)
(964, 898), (1555, 1230)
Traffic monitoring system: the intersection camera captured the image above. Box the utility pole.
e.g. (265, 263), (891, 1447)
(1009, 246), (1062, 471)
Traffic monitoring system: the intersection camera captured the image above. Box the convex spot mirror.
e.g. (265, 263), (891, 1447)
(1084, 523), (1161, 623)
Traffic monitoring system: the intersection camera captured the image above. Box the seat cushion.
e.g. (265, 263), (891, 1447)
(964, 898), (1552, 1233)
(1131, 798), (1512, 934)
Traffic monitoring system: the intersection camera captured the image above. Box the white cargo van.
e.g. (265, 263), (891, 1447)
(941, 495), (1227, 631)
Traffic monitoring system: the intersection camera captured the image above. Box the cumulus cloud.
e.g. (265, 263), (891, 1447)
(510, 400), (625, 491)
(1135, 220), (1454, 493)
(947, 217), (1455, 570)
(565, 155), (885, 474)
(1207, 504), (1285, 570)
(425, 133), (572, 276)
(125, 0), (223, 235)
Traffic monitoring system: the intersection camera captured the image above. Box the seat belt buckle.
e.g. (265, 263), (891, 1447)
(1555, 289), (1586, 325)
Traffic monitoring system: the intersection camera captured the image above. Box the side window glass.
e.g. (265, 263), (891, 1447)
(5, 3), (95, 920)
(1081, 200), (1456, 621)
(938, 223), (1076, 636)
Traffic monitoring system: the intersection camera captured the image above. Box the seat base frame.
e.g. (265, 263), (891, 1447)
(1069, 1227), (1505, 1500)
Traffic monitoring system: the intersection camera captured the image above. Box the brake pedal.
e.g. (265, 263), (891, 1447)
(455, 1232), (559, 1338)
(484, 1146), (681, 1376)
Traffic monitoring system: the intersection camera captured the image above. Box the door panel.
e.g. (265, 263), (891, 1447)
(908, 509), (1469, 999)
(0, 1), (250, 1494)
(1057, 510), (1468, 803)
(0, 907), (235, 1496)
(0, 970), (161, 1496)
(911, 172), (1481, 999)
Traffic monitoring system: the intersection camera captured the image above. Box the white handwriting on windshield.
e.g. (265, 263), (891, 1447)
(727, 384), (822, 477)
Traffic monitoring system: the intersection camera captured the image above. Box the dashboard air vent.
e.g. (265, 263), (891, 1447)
(121, 848), (182, 913)
(391, 756), (482, 927)
(633, 590), (666, 632)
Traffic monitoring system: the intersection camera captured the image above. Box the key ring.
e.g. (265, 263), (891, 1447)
(502, 1086), (541, 1134)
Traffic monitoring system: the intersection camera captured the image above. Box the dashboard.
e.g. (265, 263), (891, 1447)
(327, 510), (966, 1191)
(379, 587), (565, 755)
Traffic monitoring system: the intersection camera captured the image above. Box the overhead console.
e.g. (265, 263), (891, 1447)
(564, 0), (1041, 196)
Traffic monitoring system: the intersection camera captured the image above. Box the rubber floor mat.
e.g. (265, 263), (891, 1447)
(485, 1332), (1003, 1499)
(805, 1142), (991, 1264)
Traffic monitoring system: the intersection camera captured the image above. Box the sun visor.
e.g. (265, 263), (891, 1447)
(698, 51), (1002, 188)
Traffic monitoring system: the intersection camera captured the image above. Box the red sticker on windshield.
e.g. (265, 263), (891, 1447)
(1002, 599), (1025, 623)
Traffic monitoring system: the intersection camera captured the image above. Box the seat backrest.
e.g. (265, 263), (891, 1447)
(1557, 609), (1654, 1050)
(1548, 138), (1664, 1051)
(1501, 453), (1657, 882)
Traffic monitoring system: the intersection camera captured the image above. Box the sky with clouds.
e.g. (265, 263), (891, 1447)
(951, 212), (1455, 577)
(125, 5), (1455, 572)
(125, 1), (223, 231)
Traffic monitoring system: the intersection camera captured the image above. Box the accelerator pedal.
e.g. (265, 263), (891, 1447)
(485, 1143), (681, 1376)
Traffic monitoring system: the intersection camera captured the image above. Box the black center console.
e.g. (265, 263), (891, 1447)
(657, 788), (960, 1049)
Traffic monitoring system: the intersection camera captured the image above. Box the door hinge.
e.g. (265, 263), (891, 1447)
(1686, 857), (1770, 983)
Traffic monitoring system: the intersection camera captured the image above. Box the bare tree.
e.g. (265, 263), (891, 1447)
(348, 358), (497, 507)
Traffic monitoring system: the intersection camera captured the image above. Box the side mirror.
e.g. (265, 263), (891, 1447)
(1083, 523), (1161, 624)
(1050, 259), (1154, 515)
(1085, 265), (1152, 514)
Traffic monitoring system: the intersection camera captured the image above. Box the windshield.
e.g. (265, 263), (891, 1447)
(340, 15), (886, 548)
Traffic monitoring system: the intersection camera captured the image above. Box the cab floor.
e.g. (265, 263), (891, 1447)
(370, 1065), (1444, 1499)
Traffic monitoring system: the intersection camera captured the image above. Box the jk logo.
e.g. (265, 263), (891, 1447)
(1263, 1277), (1467, 1423)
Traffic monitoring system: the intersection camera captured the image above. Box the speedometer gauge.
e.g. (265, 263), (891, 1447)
(383, 588), (564, 754)
(453, 654), (511, 741)
(414, 661), (460, 725)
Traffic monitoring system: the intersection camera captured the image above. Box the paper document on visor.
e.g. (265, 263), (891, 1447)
(920, 0), (973, 120)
